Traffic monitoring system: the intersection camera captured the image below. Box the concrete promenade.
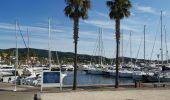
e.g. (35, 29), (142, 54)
(0, 82), (170, 100)
(40, 89), (170, 100)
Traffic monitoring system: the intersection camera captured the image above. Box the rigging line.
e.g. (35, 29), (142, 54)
(101, 28), (105, 64)
(124, 32), (130, 58)
(101, 35), (105, 63)
(111, 49), (116, 65)
(56, 51), (60, 65)
(149, 15), (161, 63)
(121, 30), (124, 64)
(135, 34), (143, 66)
(130, 31), (132, 64)
(17, 23), (27, 48)
(90, 31), (99, 64)
(164, 25), (169, 64)
(111, 33), (117, 65)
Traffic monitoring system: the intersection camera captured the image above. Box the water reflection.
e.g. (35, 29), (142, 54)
(63, 71), (133, 85)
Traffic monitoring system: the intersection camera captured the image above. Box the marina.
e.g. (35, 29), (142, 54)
(0, 0), (170, 100)
(0, 63), (170, 87)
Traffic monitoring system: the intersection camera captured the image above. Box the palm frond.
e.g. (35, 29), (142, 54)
(64, 0), (91, 20)
(106, 0), (132, 20)
(106, 1), (113, 7)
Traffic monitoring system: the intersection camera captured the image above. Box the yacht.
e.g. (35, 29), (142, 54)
(0, 65), (15, 76)
(85, 64), (104, 75)
(119, 69), (133, 78)
(61, 65), (74, 71)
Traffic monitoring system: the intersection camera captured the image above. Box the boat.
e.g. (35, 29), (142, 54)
(119, 69), (133, 78)
(22, 66), (45, 76)
(61, 65), (74, 71)
(144, 71), (170, 82)
(0, 65), (15, 76)
(144, 11), (170, 83)
(162, 65), (170, 71)
(86, 64), (105, 75)
(84, 28), (107, 75)
(132, 71), (146, 80)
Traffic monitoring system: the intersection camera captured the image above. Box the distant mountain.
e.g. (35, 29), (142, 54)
(0, 48), (161, 64)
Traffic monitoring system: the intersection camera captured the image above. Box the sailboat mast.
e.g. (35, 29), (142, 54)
(130, 31), (132, 65)
(164, 25), (169, 64)
(98, 28), (100, 64)
(121, 31), (124, 64)
(160, 11), (163, 66)
(27, 27), (29, 65)
(101, 28), (103, 65)
(14, 21), (18, 91)
(144, 25), (146, 65)
(48, 17), (51, 70)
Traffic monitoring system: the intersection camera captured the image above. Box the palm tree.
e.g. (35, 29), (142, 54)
(64, 0), (91, 90)
(106, 0), (132, 88)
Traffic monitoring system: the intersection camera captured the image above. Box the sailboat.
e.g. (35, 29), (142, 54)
(105, 31), (133, 78)
(0, 65), (15, 76)
(145, 11), (170, 82)
(22, 18), (52, 85)
(162, 25), (170, 71)
(119, 31), (133, 78)
(85, 28), (105, 75)
(133, 25), (147, 80)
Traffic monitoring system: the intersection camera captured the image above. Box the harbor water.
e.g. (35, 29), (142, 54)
(1, 70), (134, 86)
(63, 71), (133, 85)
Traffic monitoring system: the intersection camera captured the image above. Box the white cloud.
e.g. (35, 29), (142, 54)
(137, 6), (156, 13)
(84, 20), (114, 29)
(94, 11), (108, 18)
(134, 3), (157, 15)
(83, 19), (143, 33)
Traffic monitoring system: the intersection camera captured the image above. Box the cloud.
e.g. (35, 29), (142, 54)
(137, 6), (156, 13)
(83, 20), (114, 29)
(134, 3), (158, 15)
(83, 19), (143, 33)
(94, 11), (108, 18)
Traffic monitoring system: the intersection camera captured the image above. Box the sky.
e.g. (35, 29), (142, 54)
(0, 0), (170, 60)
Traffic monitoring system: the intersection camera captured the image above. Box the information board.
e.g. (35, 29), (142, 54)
(43, 71), (60, 83)
(41, 71), (62, 92)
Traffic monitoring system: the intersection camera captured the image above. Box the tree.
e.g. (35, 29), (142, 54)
(64, 0), (91, 90)
(106, 0), (132, 88)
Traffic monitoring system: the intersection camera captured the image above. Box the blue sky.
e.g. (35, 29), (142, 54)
(0, 0), (170, 60)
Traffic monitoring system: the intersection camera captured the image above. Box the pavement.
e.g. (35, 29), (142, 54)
(0, 82), (37, 100)
(40, 89), (170, 100)
(0, 91), (35, 100)
(0, 82), (170, 100)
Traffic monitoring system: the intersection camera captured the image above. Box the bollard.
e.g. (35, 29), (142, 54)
(135, 80), (142, 88)
(135, 80), (138, 88)
(34, 93), (41, 100)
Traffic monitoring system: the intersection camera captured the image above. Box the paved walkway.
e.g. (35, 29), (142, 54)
(40, 89), (170, 100)
(0, 92), (35, 100)
(0, 82), (170, 100)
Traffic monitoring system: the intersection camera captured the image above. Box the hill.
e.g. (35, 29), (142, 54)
(0, 48), (155, 65)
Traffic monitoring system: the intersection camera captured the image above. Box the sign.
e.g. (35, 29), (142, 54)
(43, 71), (60, 83)
(41, 71), (62, 92)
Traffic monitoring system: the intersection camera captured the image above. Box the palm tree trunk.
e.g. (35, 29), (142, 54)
(115, 18), (120, 88)
(73, 17), (79, 90)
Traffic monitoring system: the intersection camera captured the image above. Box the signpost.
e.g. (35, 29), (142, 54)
(41, 71), (64, 92)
